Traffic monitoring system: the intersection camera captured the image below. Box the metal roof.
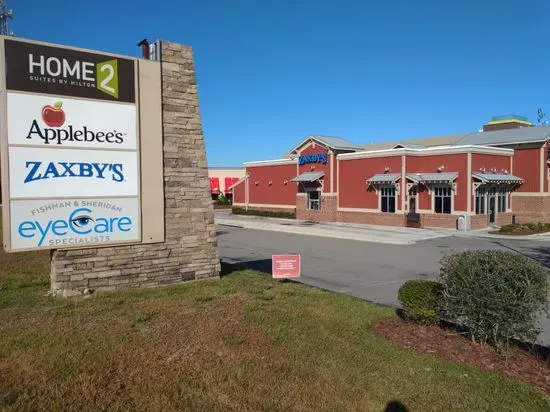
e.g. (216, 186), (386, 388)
(454, 126), (550, 146)
(392, 142), (425, 149)
(407, 172), (458, 183)
(362, 134), (464, 151)
(472, 172), (524, 184)
(291, 171), (325, 182)
(367, 173), (401, 184)
(309, 135), (364, 151)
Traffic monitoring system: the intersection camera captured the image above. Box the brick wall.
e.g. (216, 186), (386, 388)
(496, 212), (513, 226)
(417, 214), (458, 229)
(471, 214), (488, 230)
(297, 194), (337, 222)
(50, 41), (221, 297)
(338, 211), (405, 226)
(512, 195), (550, 223)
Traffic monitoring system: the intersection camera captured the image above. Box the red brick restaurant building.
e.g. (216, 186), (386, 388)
(231, 116), (550, 230)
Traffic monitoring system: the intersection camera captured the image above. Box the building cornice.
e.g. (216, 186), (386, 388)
(337, 145), (514, 161)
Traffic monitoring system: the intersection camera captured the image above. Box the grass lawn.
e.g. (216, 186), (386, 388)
(0, 244), (549, 410)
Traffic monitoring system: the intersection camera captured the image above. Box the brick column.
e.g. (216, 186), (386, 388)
(50, 41), (220, 297)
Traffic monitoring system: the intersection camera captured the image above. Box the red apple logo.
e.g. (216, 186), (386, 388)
(41, 101), (65, 127)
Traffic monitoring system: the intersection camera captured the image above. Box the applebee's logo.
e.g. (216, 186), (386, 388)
(42, 101), (65, 127)
(18, 207), (133, 247)
(24, 161), (124, 183)
(25, 101), (126, 145)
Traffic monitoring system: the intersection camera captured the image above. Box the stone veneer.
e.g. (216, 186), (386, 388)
(50, 41), (220, 297)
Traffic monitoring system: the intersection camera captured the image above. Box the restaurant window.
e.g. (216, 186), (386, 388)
(434, 186), (452, 214)
(307, 190), (320, 210)
(497, 189), (507, 213)
(380, 187), (396, 213)
(475, 187), (486, 215)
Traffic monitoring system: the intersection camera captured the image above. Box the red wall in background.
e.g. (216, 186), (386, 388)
(471, 153), (511, 174)
(513, 147), (542, 192)
(406, 154), (468, 212)
(233, 179), (245, 204)
(299, 145), (331, 192)
(338, 156), (402, 209)
(247, 164), (297, 205)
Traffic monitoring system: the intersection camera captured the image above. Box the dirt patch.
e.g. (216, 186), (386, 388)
(373, 317), (550, 393)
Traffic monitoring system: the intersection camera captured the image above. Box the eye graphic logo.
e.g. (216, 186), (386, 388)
(71, 213), (94, 229)
(41, 101), (65, 127)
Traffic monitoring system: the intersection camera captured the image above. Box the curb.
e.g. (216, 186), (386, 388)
(216, 219), (416, 245)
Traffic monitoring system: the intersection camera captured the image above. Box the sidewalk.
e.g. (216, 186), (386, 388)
(215, 210), (550, 244)
(215, 211), (455, 245)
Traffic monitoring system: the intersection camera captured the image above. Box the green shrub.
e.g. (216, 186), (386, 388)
(526, 222), (539, 231)
(499, 224), (515, 233)
(232, 207), (296, 219)
(397, 280), (443, 325)
(439, 250), (549, 351)
(216, 194), (231, 206)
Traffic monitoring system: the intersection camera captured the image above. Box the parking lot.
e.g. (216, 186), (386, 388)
(217, 224), (550, 346)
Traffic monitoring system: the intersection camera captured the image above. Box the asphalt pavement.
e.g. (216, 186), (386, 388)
(216, 224), (550, 346)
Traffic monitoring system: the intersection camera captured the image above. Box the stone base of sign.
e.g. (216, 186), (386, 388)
(50, 41), (220, 296)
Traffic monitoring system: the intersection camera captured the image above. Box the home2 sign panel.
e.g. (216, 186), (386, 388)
(1, 37), (140, 252)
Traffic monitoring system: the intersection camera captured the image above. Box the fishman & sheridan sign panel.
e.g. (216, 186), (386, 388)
(10, 198), (139, 250)
(1, 36), (141, 252)
(4, 38), (135, 103)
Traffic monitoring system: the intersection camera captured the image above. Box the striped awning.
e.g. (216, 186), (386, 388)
(366, 173), (401, 185)
(473, 172), (523, 184)
(407, 172), (458, 184)
(291, 171), (324, 182)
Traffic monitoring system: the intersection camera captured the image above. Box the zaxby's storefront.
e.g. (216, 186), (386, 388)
(231, 123), (550, 230)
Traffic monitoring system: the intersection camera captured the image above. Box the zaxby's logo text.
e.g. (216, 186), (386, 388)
(24, 161), (124, 183)
(26, 101), (126, 145)
(28, 53), (120, 98)
(17, 207), (133, 247)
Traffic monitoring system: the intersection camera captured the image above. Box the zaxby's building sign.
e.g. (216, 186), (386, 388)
(1, 37), (164, 251)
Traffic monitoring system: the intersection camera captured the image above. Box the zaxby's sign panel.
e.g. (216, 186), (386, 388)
(4, 39), (135, 103)
(10, 198), (139, 250)
(7, 92), (137, 149)
(8, 147), (138, 198)
(1, 36), (141, 252)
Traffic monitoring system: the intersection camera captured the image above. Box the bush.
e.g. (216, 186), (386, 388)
(216, 194), (231, 206)
(439, 250), (549, 351)
(499, 224), (515, 233)
(398, 280), (443, 325)
(232, 207), (296, 219)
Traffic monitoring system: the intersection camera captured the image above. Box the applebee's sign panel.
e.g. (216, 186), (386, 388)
(7, 92), (137, 149)
(4, 39), (135, 103)
(8, 147), (138, 198)
(9, 198), (139, 250)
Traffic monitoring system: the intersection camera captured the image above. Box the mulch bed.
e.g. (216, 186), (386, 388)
(488, 230), (550, 236)
(373, 317), (550, 393)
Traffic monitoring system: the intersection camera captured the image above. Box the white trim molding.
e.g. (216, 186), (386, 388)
(540, 146), (545, 193)
(511, 192), (550, 197)
(338, 145), (514, 161)
(244, 158), (297, 167)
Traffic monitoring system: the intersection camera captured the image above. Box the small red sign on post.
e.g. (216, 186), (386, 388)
(272, 254), (301, 279)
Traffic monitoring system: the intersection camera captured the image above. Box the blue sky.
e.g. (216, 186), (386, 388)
(14, 0), (550, 166)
